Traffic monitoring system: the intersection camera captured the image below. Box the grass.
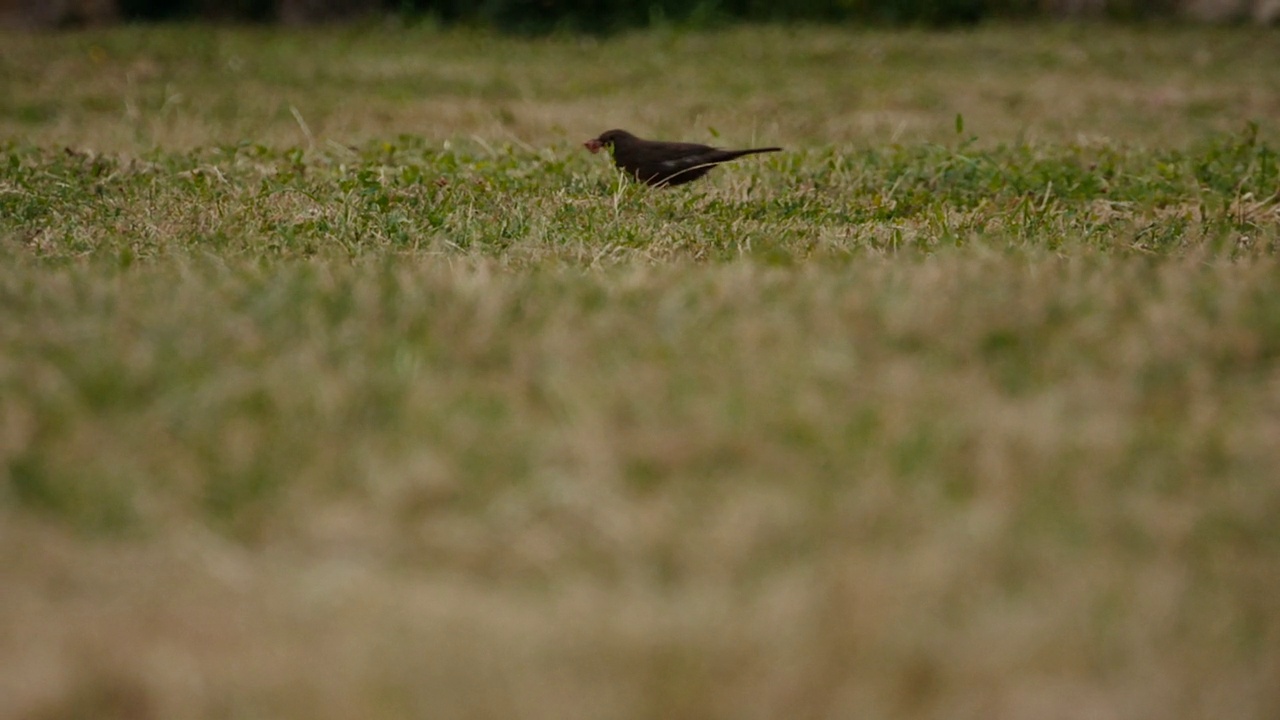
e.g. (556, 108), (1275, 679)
(2, 21), (1280, 720)
(3, 23), (1279, 151)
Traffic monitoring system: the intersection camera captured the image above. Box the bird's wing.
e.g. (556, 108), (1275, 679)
(638, 142), (719, 165)
(657, 147), (733, 170)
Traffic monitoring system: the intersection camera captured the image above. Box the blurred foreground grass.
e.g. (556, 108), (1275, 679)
(1, 22), (1279, 720)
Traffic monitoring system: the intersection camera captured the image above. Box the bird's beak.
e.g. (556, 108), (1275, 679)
(584, 139), (603, 154)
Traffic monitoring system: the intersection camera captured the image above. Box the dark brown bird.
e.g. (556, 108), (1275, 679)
(584, 129), (781, 187)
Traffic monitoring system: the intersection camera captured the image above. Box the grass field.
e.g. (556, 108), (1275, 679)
(2, 22), (1280, 720)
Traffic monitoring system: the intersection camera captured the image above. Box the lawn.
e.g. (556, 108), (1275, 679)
(1, 21), (1279, 720)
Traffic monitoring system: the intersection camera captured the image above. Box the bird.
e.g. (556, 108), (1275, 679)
(584, 129), (781, 187)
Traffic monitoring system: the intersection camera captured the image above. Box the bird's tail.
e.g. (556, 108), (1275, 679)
(726, 147), (782, 159)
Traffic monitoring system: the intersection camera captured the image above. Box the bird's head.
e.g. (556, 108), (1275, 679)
(584, 129), (634, 154)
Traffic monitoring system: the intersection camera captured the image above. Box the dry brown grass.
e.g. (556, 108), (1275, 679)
(2, 24), (1278, 153)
